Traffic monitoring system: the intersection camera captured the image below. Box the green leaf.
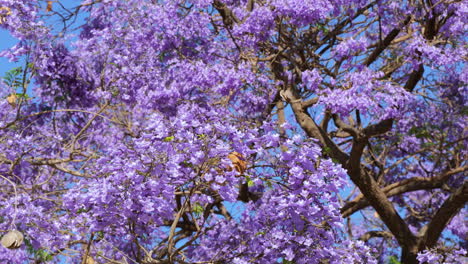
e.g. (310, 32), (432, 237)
(77, 207), (90, 213)
(255, 231), (265, 236)
(461, 106), (468, 116)
(24, 239), (53, 262)
(180, 161), (193, 168)
(24, 238), (34, 254)
(193, 203), (203, 215)
(96, 231), (105, 241)
(408, 126), (431, 139)
(15, 93), (30, 99)
(3, 67), (23, 88)
(323, 146), (332, 155)
(422, 142), (436, 148)
(246, 176), (255, 187)
(111, 89), (120, 97)
(388, 256), (401, 264)
(163, 136), (175, 142)
(36, 248), (53, 262)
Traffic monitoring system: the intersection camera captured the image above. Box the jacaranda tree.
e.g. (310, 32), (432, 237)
(0, 0), (466, 263)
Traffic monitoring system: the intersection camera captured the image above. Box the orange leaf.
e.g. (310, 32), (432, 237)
(227, 152), (247, 174)
(46, 1), (53, 12)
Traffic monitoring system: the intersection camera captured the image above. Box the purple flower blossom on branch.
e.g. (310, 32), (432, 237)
(0, 0), (466, 263)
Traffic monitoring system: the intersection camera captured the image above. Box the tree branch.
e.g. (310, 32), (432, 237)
(213, 0), (239, 28)
(284, 88), (348, 164)
(341, 166), (468, 217)
(359, 230), (393, 242)
(364, 16), (411, 66)
(339, 133), (419, 254)
(332, 114), (359, 139)
(363, 119), (393, 137)
(420, 181), (468, 249)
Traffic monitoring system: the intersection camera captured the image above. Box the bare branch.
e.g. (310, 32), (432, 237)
(359, 230), (393, 242)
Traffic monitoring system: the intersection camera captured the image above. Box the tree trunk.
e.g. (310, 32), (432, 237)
(401, 245), (419, 264)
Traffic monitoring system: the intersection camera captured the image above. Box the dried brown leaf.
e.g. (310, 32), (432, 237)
(46, 1), (53, 12)
(1, 230), (24, 249)
(0, 7), (12, 24)
(84, 255), (95, 264)
(7, 93), (17, 107)
(228, 152), (247, 174)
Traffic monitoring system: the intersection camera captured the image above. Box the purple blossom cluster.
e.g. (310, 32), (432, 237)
(0, 0), (466, 263)
(417, 248), (467, 264)
(318, 68), (413, 120)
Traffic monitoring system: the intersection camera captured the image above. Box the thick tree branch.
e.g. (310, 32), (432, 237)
(246, 0), (254, 12)
(345, 139), (418, 252)
(420, 181), (468, 249)
(404, 64), (424, 92)
(341, 166), (467, 217)
(282, 88), (348, 164)
(364, 16), (411, 66)
(301, 97), (319, 109)
(363, 119), (393, 137)
(213, 0), (239, 28)
(332, 114), (359, 139)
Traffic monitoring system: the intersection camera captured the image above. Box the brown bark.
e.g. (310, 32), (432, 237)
(341, 166), (468, 217)
(420, 181), (468, 249)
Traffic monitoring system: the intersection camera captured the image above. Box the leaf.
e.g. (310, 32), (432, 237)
(197, 133), (207, 140)
(245, 175), (254, 187)
(227, 151), (247, 174)
(322, 146), (332, 155)
(37, 248), (53, 262)
(163, 135), (175, 142)
(3, 67), (23, 88)
(388, 256), (401, 264)
(255, 231), (265, 236)
(77, 207), (90, 213)
(1, 230), (24, 249)
(409, 126), (430, 139)
(15, 93), (30, 99)
(84, 255), (95, 264)
(46, 1), (53, 12)
(193, 203), (203, 215)
(7, 93), (17, 107)
(180, 161), (193, 168)
(25, 238), (53, 261)
(95, 231), (104, 241)
(0, 7), (12, 24)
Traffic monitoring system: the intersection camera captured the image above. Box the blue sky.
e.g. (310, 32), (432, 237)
(0, 28), (20, 78)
